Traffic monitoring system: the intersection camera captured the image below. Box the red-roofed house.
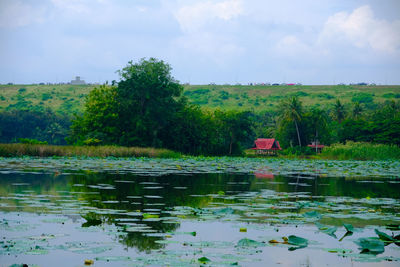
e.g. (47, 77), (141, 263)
(251, 138), (282, 155)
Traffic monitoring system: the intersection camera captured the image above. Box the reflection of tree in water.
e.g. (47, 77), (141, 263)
(68, 172), (253, 251)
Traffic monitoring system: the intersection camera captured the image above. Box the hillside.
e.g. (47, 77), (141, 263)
(1, 84), (400, 114)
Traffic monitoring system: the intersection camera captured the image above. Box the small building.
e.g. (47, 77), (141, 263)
(307, 141), (325, 153)
(251, 138), (282, 155)
(71, 76), (86, 85)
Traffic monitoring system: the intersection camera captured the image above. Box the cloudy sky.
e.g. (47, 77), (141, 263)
(1, 0), (399, 85)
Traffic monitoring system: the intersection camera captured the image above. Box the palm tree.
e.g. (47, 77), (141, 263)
(352, 102), (363, 119)
(279, 96), (303, 147)
(333, 99), (345, 123)
(309, 107), (328, 153)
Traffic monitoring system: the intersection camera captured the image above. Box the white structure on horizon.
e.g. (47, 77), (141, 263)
(71, 76), (85, 85)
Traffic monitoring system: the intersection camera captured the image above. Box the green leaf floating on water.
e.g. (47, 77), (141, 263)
(237, 238), (264, 247)
(287, 235), (308, 249)
(375, 229), (395, 243)
(303, 211), (321, 219)
(198, 256), (211, 264)
(354, 237), (385, 255)
(315, 222), (337, 238)
(213, 207), (234, 215)
(343, 223), (354, 233)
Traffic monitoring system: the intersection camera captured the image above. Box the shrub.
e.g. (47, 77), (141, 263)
(18, 138), (48, 145)
(351, 93), (373, 104)
(0, 144), (181, 158)
(320, 141), (400, 160)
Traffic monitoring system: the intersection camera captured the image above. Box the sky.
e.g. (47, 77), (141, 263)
(0, 0), (400, 85)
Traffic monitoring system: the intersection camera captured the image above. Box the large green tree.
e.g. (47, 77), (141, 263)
(116, 58), (184, 147)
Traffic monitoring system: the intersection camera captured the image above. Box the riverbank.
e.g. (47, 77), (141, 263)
(0, 143), (181, 158)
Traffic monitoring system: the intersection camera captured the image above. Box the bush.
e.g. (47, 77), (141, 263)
(18, 138), (48, 145)
(320, 141), (400, 160)
(351, 93), (373, 104)
(0, 144), (181, 158)
(280, 146), (314, 156)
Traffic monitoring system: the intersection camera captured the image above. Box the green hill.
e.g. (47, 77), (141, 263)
(1, 83), (400, 114)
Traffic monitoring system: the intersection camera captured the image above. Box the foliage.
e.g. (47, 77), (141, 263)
(0, 110), (70, 145)
(278, 96), (303, 147)
(0, 144), (181, 158)
(18, 138), (48, 145)
(70, 59), (254, 156)
(332, 99), (345, 123)
(320, 142), (400, 160)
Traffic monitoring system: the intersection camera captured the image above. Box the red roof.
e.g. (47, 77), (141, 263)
(307, 144), (325, 148)
(251, 138), (282, 150)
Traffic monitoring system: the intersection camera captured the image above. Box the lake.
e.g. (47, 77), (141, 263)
(0, 157), (400, 266)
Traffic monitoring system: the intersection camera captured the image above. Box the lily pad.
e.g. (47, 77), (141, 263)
(198, 257), (211, 264)
(354, 238), (385, 255)
(287, 235), (308, 250)
(237, 238), (264, 248)
(375, 229), (395, 243)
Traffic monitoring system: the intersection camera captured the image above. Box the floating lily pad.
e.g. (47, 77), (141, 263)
(237, 238), (264, 248)
(354, 238), (385, 255)
(287, 235), (308, 250)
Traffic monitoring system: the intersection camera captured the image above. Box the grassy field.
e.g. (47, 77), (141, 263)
(1, 83), (400, 114)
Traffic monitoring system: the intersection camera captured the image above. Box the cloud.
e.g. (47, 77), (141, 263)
(319, 5), (400, 54)
(0, 1), (47, 28)
(174, 0), (243, 33)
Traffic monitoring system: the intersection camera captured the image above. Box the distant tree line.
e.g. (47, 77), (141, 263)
(0, 58), (399, 155)
(0, 109), (70, 145)
(67, 58), (255, 155)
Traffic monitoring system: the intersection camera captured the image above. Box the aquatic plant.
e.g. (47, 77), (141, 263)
(320, 141), (400, 160)
(0, 144), (181, 158)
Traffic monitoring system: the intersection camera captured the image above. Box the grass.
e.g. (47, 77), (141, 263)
(319, 141), (400, 160)
(0, 144), (181, 158)
(1, 84), (400, 114)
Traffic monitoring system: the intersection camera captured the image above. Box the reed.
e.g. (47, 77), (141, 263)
(0, 144), (181, 158)
(320, 141), (400, 160)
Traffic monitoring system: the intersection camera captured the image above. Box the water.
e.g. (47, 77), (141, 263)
(0, 171), (399, 266)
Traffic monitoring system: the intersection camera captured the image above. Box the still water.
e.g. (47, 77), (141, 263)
(0, 171), (399, 266)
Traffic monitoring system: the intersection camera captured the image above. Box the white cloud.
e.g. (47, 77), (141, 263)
(0, 1), (47, 28)
(319, 5), (400, 54)
(174, 0), (243, 33)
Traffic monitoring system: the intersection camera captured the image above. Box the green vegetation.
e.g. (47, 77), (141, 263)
(0, 110), (70, 145)
(320, 142), (400, 160)
(0, 143), (180, 158)
(0, 59), (399, 158)
(1, 83), (400, 114)
(68, 58), (254, 156)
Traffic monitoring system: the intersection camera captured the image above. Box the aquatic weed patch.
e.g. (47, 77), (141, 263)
(1, 156), (400, 178)
(0, 169), (399, 266)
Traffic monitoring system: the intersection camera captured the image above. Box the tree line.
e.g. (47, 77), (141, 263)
(0, 58), (399, 155)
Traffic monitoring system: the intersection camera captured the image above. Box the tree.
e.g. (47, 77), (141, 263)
(332, 99), (345, 123)
(116, 58), (184, 147)
(352, 102), (363, 119)
(307, 107), (329, 149)
(68, 85), (119, 145)
(279, 96), (303, 147)
(213, 110), (255, 155)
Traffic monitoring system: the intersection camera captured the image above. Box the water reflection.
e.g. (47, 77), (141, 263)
(0, 172), (399, 253)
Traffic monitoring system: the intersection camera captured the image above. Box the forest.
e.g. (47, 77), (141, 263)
(0, 58), (399, 156)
